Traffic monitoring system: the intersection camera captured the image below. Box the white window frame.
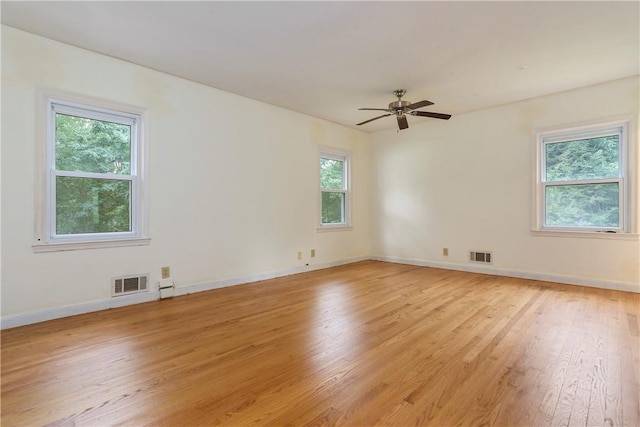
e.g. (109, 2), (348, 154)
(533, 118), (635, 237)
(33, 92), (149, 252)
(318, 148), (352, 231)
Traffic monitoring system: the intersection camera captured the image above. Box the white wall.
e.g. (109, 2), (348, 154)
(2, 27), (638, 327)
(371, 76), (640, 292)
(1, 27), (372, 321)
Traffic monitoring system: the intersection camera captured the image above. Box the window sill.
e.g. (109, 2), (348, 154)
(531, 230), (638, 240)
(33, 237), (151, 253)
(317, 225), (353, 233)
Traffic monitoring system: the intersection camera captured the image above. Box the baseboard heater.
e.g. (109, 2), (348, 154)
(159, 278), (175, 299)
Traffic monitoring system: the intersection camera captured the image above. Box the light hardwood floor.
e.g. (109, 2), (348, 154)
(2, 261), (639, 426)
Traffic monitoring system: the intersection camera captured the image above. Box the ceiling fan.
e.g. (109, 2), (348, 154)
(357, 89), (451, 131)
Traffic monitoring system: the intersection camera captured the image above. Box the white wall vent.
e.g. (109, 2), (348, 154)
(112, 274), (149, 297)
(469, 251), (492, 264)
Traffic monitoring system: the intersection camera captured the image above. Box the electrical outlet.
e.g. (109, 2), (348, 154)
(161, 266), (171, 279)
(297, 251), (302, 260)
(443, 248), (449, 256)
(311, 249), (316, 258)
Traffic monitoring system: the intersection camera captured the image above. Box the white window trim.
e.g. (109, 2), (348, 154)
(532, 116), (638, 238)
(33, 90), (150, 252)
(318, 147), (352, 231)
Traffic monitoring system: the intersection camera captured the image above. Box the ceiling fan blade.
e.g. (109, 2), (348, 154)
(406, 100), (434, 110)
(358, 108), (392, 111)
(356, 113), (392, 126)
(397, 115), (409, 130)
(411, 111), (452, 120)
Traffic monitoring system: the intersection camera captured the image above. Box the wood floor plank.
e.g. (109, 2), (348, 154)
(424, 283), (547, 426)
(2, 261), (638, 426)
(495, 286), (565, 424)
(619, 296), (640, 427)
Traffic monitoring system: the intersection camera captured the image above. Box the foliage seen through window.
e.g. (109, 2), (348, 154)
(54, 112), (133, 235)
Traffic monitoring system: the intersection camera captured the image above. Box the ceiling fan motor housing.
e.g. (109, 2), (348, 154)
(389, 100), (410, 111)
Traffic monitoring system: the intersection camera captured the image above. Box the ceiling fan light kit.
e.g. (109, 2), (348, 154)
(357, 89), (451, 131)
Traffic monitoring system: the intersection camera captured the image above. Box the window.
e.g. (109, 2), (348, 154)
(35, 96), (148, 250)
(319, 150), (351, 229)
(536, 120), (630, 233)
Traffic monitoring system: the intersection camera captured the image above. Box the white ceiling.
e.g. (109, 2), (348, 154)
(2, 1), (639, 132)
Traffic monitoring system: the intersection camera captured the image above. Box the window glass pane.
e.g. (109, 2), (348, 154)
(545, 183), (619, 228)
(545, 135), (619, 182)
(55, 113), (132, 174)
(320, 158), (344, 190)
(321, 192), (345, 223)
(56, 176), (131, 234)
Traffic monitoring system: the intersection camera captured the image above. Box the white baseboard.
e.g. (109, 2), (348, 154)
(0, 291), (160, 330)
(3, 254), (636, 329)
(0, 256), (369, 329)
(371, 255), (640, 294)
(175, 256), (369, 296)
